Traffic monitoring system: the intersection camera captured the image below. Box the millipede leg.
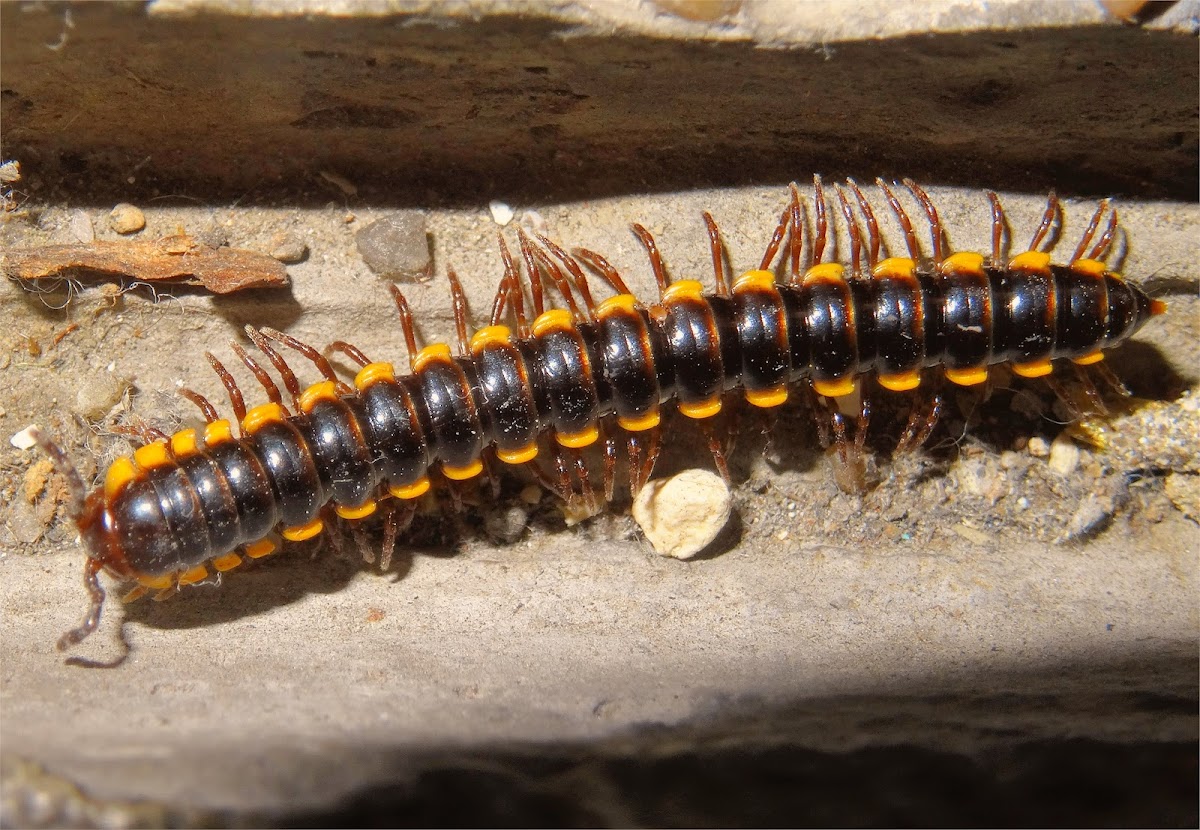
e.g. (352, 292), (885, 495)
(446, 266), (472, 355)
(573, 247), (633, 297)
(896, 391), (944, 455)
(788, 182), (804, 280)
(206, 352), (248, 428)
(847, 178), (882, 268)
(31, 429), (86, 519)
(1089, 207), (1119, 261)
(802, 382), (833, 449)
(835, 184), (863, 276)
(538, 235), (598, 318)
(985, 191), (1007, 264)
(568, 447), (597, 516)
(380, 498), (416, 572)
(517, 229), (549, 318)
(1093, 360), (1131, 398)
(636, 426), (663, 495)
(231, 340), (287, 410)
(1029, 191), (1060, 253)
(602, 424), (618, 503)
(551, 443), (575, 508)
(497, 234), (532, 336)
(904, 179), (946, 263)
(110, 423), (171, 445)
(702, 211), (730, 296)
(179, 388), (220, 423)
(812, 174), (829, 267)
(877, 178), (921, 261)
(326, 340), (372, 368)
(854, 392), (872, 453)
(531, 244), (585, 320)
(697, 417), (732, 484)
(1072, 362), (1109, 415)
(260, 327), (352, 395)
(1043, 371), (1084, 421)
(631, 223), (671, 297)
(388, 284), (421, 371)
(1070, 199), (1110, 265)
(243, 328), (302, 406)
(759, 198), (792, 273)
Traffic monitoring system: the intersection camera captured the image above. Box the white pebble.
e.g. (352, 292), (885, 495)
(10, 425), (40, 450)
(488, 200), (514, 226)
(108, 202), (145, 234)
(632, 468), (732, 560)
(1027, 436), (1050, 458)
(1047, 433), (1080, 476)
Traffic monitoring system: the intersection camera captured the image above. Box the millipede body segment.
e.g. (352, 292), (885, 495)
(43, 179), (1165, 653)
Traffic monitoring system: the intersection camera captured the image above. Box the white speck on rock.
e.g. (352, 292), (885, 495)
(489, 201), (514, 226)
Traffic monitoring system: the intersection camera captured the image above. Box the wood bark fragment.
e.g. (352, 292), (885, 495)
(2, 234), (289, 294)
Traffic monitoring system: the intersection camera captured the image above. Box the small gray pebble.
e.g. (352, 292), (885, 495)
(484, 505), (530, 544)
(355, 211), (431, 281)
(270, 231), (308, 263)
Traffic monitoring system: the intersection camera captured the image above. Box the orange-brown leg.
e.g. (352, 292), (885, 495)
(847, 178), (882, 268)
(904, 179), (947, 263)
(245, 327), (304, 404)
(380, 498), (416, 572)
(497, 235), (531, 337)
(326, 340), (372, 368)
(631, 224), (671, 298)
(179, 387), (220, 423)
(877, 178), (921, 261)
(207, 352), (248, 428)
(532, 245), (585, 321)
(1070, 199), (1111, 265)
(758, 199), (792, 274)
(896, 389), (944, 455)
(231, 339), (288, 411)
(1029, 191), (1060, 253)
(537, 235), (598, 319)
(696, 417), (732, 483)
(985, 191), (1008, 265)
(788, 183), (805, 280)
(1089, 206), (1119, 261)
(835, 184), (863, 276)
(574, 248), (633, 296)
(445, 267), (472, 356)
(811, 174), (829, 267)
(387, 283), (421, 371)
(702, 211), (730, 297)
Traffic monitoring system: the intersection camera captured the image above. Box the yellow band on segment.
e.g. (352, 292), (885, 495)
(945, 366), (989, 386)
(354, 361), (395, 391)
(282, 518), (324, 542)
(618, 409), (661, 432)
(679, 398), (722, 419)
(389, 477), (430, 500)
(871, 257), (916, 280)
(104, 457), (138, 501)
(211, 552), (244, 572)
(596, 294), (639, 318)
(133, 441), (171, 471)
(803, 262), (846, 286)
(413, 343), (453, 373)
(745, 386), (788, 408)
(138, 574), (175, 591)
(733, 270), (776, 293)
(298, 380), (338, 413)
(877, 370), (922, 392)
(1070, 258), (1107, 278)
(242, 403), (286, 434)
(1009, 251), (1052, 274)
(442, 459), (484, 480)
(177, 565), (209, 586)
(170, 429), (199, 459)
(555, 425), (599, 448)
(497, 443), (539, 465)
(1011, 360), (1054, 378)
(662, 279), (704, 304)
(204, 419), (234, 447)
(470, 325), (513, 354)
(532, 309), (574, 338)
(244, 538), (278, 559)
(938, 252), (985, 277)
(812, 376), (856, 398)
(335, 499), (378, 520)
(1072, 351), (1105, 366)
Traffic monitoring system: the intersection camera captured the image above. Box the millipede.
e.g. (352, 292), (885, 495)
(35, 177), (1166, 655)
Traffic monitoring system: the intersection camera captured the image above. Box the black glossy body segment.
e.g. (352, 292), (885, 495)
(991, 269), (1054, 362)
(412, 360), (484, 470)
(937, 269), (993, 369)
(250, 420), (324, 528)
(474, 343), (541, 453)
(662, 296), (725, 404)
(870, 274), (925, 374)
(301, 397), (377, 508)
(733, 286), (790, 391)
(535, 325), (600, 436)
(596, 305), (662, 419)
(360, 380), (429, 488)
(802, 278), (858, 381)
